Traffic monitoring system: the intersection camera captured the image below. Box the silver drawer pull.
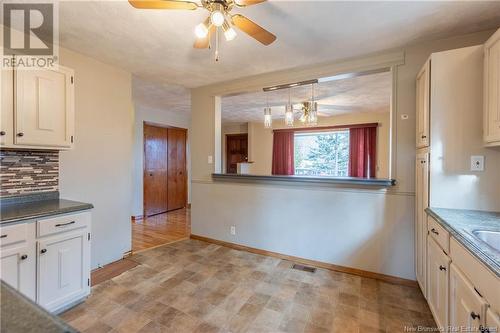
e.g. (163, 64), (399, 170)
(0, 234), (7, 238)
(55, 221), (76, 227)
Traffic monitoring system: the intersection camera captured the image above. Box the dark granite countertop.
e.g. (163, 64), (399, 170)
(0, 281), (77, 333)
(426, 207), (500, 277)
(0, 192), (93, 224)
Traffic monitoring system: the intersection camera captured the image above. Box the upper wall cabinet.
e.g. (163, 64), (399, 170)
(484, 28), (500, 147)
(416, 58), (431, 148)
(0, 65), (74, 150)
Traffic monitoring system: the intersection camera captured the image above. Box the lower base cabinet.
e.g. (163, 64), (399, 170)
(0, 241), (36, 300)
(0, 211), (91, 313)
(427, 236), (450, 329)
(38, 229), (90, 312)
(485, 308), (500, 333)
(449, 263), (486, 333)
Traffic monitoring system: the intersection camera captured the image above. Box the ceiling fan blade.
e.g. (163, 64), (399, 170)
(234, 0), (267, 7)
(231, 14), (276, 46)
(129, 0), (199, 10)
(193, 26), (215, 49)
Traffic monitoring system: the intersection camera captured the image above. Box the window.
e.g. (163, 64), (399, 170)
(294, 130), (350, 177)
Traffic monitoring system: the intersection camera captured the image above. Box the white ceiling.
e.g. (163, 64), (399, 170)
(54, 0), (500, 90)
(221, 71), (391, 123)
(132, 76), (191, 113)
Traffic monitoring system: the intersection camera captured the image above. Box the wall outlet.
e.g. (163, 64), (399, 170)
(230, 225), (236, 235)
(208, 155), (213, 164)
(470, 155), (484, 172)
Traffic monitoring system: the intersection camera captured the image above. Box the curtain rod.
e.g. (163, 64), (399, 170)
(273, 123), (378, 133)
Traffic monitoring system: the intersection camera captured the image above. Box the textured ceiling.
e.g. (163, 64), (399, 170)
(221, 71), (391, 123)
(132, 76), (191, 113)
(52, 1), (500, 89)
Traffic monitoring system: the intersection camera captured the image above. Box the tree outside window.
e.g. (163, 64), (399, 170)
(294, 130), (349, 176)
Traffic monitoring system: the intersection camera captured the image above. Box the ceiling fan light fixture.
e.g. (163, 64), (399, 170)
(210, 4), (225, 27)
(194, 23), (209, 38)
(222, 21), (237, 41)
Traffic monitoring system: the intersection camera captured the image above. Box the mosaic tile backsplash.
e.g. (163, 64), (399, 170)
(0, 150), (59, 197)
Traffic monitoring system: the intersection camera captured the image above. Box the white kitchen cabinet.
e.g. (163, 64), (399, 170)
(38, 228), (90, 313)
(449, 263), (486, 333)
(14, 66), (74, 148)
(415, 149), (429, 296)
(0, 223), (37, 301)
(416, 58), (430, 148)
(484, 308), (500, 333)
(0, 211), (91, 313)
(0, 66), (14, 146)
(427, 236), (450, 330)
(484, 27), (500, 146)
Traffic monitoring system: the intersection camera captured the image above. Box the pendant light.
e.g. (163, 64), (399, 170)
(285, 88), (294, 127)
(309, 83), (318, 126)
(264, 93), (272, 128)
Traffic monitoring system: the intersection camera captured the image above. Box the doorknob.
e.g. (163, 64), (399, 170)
(149, 173), (153, 177)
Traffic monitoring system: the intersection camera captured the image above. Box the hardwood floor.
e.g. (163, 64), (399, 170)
(61, 239), (436, 333)
(91, 259), (139, 286)
(132, 208), (191, 252)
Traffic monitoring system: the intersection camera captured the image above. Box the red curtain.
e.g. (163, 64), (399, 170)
(349, 126), (377, 178)
(272, 131), (295, 175)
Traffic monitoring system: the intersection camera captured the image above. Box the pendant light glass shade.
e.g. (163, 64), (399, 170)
(285, 88), (294, 126)
(285, 104), (294, 126)
(264, 107), (272, 128)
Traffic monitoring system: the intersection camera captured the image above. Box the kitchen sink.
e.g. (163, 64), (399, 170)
(472, 230), (500, 253)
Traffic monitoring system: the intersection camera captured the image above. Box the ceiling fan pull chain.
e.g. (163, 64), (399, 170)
(215, 28), (220, 62)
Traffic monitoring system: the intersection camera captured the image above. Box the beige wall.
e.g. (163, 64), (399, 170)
(247, 111), (390, 177)
(190, 29), (496, 280)
(58, 48), (134, 269)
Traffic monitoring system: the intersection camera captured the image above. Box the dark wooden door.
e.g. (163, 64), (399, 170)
(144, 124), (168, 216)
(167, 128), (187, 210)
(226, 134), (248, 174)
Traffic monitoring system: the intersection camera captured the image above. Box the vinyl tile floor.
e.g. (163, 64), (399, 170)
(60, 239), (436, 333)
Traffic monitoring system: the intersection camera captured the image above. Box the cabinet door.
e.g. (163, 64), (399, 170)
(38, 229), (90, 312)
(484, 28), (500, 146)
(427, 236), (450, 330)
(1, 65), (14, 146)
(14, 66), (74, 148)
(0, 243), (36, 301)
(415, 150), (429, 296)
(416, 59), (430, 148)
(485, 308), (500, 333)
(449, 263), (486, 333)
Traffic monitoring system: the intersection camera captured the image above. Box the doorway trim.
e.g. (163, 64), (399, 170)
(142, 121), (188, 218)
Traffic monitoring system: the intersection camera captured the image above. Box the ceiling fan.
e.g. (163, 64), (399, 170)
(129, 0), (277, 61)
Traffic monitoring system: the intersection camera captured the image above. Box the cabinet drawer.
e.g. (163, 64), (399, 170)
(37, 212), (90, 238)
(428, 216), (450, 253)
(0, 223), (27, 247)
(450, 238), (500, 312)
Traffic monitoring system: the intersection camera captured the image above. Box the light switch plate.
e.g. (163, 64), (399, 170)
(470, 156), (484, 171)
(230, 226), (236, 235)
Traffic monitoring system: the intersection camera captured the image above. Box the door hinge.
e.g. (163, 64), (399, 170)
(87, 278), (90, 286)
(71, 76), (74, 84)
(87, 232), (91, 241)
(71, 135), (74, 143)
